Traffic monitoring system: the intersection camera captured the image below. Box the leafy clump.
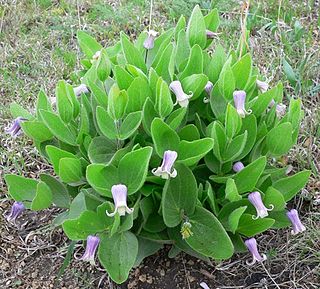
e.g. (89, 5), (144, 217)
(5, 5), (310, 284)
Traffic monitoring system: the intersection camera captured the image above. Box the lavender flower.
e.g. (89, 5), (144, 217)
(5, 201), (25, 223)
(5, 117), (26, 138)
(233, 161), (245, 173)
(206, 29), (219, 39)
(200, 282), (210, 289)
(287, 209), (306, 235)
(152, 150), (178, 179)
(248, 191), (274, 219)
(203, 81), (213, 103)
(245, 238), (267, 266)
(233, 90), (251, 118)
(106, 184), (134, 217)
(77, 235), (100, 265)
(143, 30), (158, 50)
(169, 80), (193, 108)
(74, 84), (89, 97)
(276, 103), (286, 118)
(269, 99), (276, 108)
(256, 80), (269, 93)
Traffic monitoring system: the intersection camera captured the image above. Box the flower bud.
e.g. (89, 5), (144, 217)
(233, 161), (245, 173)
(256, 80), (269, 93)
(5, 201), (25, 223)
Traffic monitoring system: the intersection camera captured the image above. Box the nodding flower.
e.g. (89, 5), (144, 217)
(206, 29), (220, 39)
(287, 209), (306, 235)
(276, 103), (286, 118)
(245, 238), (267, 266)
(269, 99), (276, 108)
(143, 30), (158, 50)
(152, 150), (178, 179)
(248, 191), (274, 219)
(169, 80), (193, 108)
(233, 161), (245, 173)
(203, 81), (213, 103)
(76, 235), (100, 265)
(74, 84), (89, 97)
(256, 80), (269, 93)
(106, 184), (134, 217)
(5, 201), (25, 223)
(92, 50), (101, 61)
(6, 117), (27, 138)
(233, 90), (251, 118)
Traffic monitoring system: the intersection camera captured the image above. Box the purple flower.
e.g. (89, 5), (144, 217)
(287, 209), (306, 235)
(206, 29), (219, 39)
(5, 117), (27, 138)
(256, 80), (269, 93)
(233, 161), (245, 172)
(245, 238), (267, 266)
(248, 191), (273, 219)
(143, 30), (158, 50)
(233, 90), (251, 118)
(169, 80), (193, 108)
(6, 201), (25, 223)
(106, 184), (134, 217)
(74, 84), (89, 97)
(77, 235), (100, 265)
(203, 81), (213, 103)
(152, 150), (178, 179)
(269, 99), (276, 108)
(276, 103), (286, 118)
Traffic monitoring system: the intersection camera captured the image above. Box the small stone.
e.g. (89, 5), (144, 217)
(160, 269), (165, 276)
(139, 274), (147, 282)
(146, 276), (153, 284)
(187, 260), (194, 266)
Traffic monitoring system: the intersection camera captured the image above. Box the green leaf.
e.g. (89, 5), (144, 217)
(134, 237), (163, 267)
(113, 65), (134, 90)
(40, 174), (71, 208)
(233, 156), (267, 193)
(88, 136), (117, 164)
(21, 121), (53, 142)
(154, 43), (175, 82)
(218, 57), (235, 100)
(46, 145), (76, 175)
(273, 170), (311, 201)
(118, 147), (153, 194)
(283, 58), (297, 87)
(151, 118), (180, 157)
(119, 111), (142, 140)
(186, 206), (234, 259)
(186, 5), (207, 49)
(77, 30), (102, 58)
(96, 49), (112, 81)
(59, 157), (83, 184)
(251, 86), (278, 117)
(98, 232), (138, 284)
(206, 44), (226, 83)
(263, 187), (286, 211)
(96, 106), (117, 139)
(178, 138), (214, 166)
(156, 78), (174, 118)
(225, 103), (241, 139)
(56, 80), (74, 123)
(180, 44), (203, 79)
(222, 131), (247, 162)
(181, 74), (208, 100)
(228, 206), (247, 233)
(63, 211), (107, 240)
(121, 32), (147, 73)
(36, 90), (52, 118)
(204, 8), (220, 32)
(10, 102), (33, 119)
(86, 164), (118, 197)
(31, 181), (52, 210)
(108, 85), (128, 120)
(126, 77), (152, 113)
(266, 122), (293, 155)
(232, 53), (252, 90)
(225, 178), (242, 202)
(166, 107), (187, 130)
(162, 163), (197, 227)
(175, 29), (190, 71)
(237, 214), (275, 237)
(142, 98), (158, 135)
(178, 124), (200, 141)
(39, 110), (77, 145)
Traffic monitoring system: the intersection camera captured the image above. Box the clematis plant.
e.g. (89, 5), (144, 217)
(4, 5), (310, 285)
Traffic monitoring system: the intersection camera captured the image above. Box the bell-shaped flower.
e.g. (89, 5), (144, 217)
(106, 184), (134, 217)
(276, 103), (286, 118)
(169, 80), (193, 108)
(206, 29), (219, 39)
(269, 99), (276, 108)
(248, 191), (273, 219)
(245, 238), (267, 266)
(77, 235), (100, 265)
(203, 81), (213, 103)
(6, 117), (26, 138)
(152, 150), (178, 179)
(287, 209), (306, 235)
(233, 161), (245, 173)
(5, 201), (25, 223)
(74, 84), (89, 97)
(143, 30), (158, 50)
(256, 80), (269, 93)
(233, 90), (251, 118)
